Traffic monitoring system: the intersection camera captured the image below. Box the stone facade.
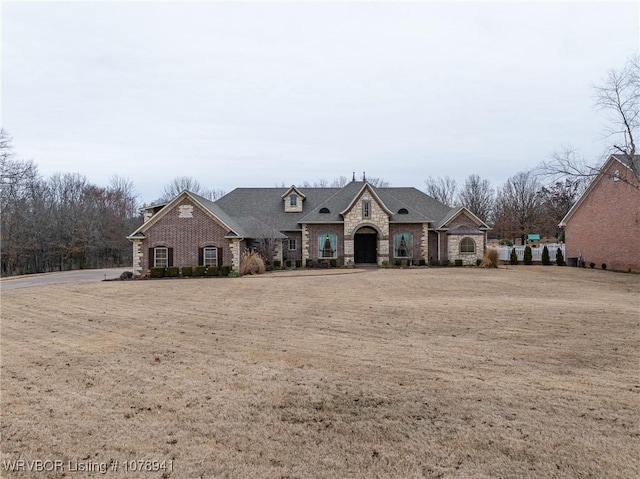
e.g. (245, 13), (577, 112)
(342, 188), (390, 265)
(447, 234), (485, 265)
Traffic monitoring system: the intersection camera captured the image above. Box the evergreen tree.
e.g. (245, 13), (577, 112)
(541, 245), (551, 265)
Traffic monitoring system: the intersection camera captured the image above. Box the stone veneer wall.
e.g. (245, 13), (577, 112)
(342, 189), (390, 265)
(447, 234), (485, 265)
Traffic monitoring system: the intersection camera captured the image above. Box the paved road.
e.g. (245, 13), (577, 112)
(0, 268), (131, 291)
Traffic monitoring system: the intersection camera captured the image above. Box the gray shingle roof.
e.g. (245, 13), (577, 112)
(612, 154), (640, 175)
(213, 181), (461, 233)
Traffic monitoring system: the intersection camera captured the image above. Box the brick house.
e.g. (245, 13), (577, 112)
(559, 154), (640, 272)
(127, 180), (490, 275)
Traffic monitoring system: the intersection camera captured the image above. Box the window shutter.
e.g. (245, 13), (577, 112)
(198, 248), (203, 266)
(168, 248), (174, 267)
(149, 248), (154, 269)
(217, 247), (223, 267)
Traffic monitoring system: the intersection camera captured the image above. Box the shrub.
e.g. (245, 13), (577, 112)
(601, 263), (607, 270)
(500, 239), (513, 246)
(429, 259), (441, 267)
(541, 246), (551, 265)
(590, 262), (595, 269)
(418, 259), (426, 266)
(441, 259), (450, 267)
(381, 260), (390, 268)
(395, 259), (402, 267)
(555, 248), (565, 266)
(150, 267), (165, 278)
(510, 247), (518, 265)
(523, 246), (533, 265)
(240, 250), (266, 275)
(284, 260), (291, 268)
(194, 266), (207, 276)
(454, 259), (463, 267)
(306, 259), (313, 267)
(119, 271), (133, 280)
(295, 260), (302, 268)
(166, 267), (179, 277)
(220, 265), (232, 276)
(480, 248), (499, 268)
(206, 266), (219, 277)
(273, 260), (281, 269)
(330, 259), (337, 268)
(181, 266), (193, 277)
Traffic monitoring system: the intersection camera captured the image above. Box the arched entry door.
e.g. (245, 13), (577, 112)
(354, 227), (378, 264)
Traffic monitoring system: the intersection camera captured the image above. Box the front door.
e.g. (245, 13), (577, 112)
(354, 232), (377, 263)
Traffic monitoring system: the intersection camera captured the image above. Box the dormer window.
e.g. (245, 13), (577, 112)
(398, 208), (408, 215)
(290, 195), (298, 206)
(319, 207), (330, 214)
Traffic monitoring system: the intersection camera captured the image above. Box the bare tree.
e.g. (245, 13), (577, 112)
(458, 174), (494, 221)
(536, 178), (583, 240)
(493, 171), (543, 243)
(424, 176), (458, 206)
(159, 176), (225, 202)
(540, 55), (640, 189)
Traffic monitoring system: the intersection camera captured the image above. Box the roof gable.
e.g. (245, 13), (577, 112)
(438, 206), (490, 230)
(127, 190), (247, 239)
(560, 154), (640, 226)
(340, 182), (393, 216)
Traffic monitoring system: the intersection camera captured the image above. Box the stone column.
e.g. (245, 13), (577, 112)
(132, 239), (143, 276)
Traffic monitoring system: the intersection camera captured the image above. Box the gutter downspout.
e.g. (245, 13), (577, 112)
(437, 231), (441, 261)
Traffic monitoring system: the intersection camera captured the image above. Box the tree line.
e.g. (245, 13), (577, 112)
(1, 129), (140, 276)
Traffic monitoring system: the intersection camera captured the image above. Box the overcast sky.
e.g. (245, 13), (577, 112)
(2, 1), (638, 204)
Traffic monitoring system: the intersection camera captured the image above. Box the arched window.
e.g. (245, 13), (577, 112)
(460, 237), (475, 254)
(318, 232), (337, 258)
(398, 208), (409, 214)
(393, 232), (412, 258)
(319, 207), (330, 213)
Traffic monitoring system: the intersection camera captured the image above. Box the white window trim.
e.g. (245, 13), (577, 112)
(288, 239), (297, 251)
(203, 247), (218, 266)
(154, 247), (168, 267)
(318, 233), (338, 259)
(362, 200), (371, 218)
(393, 232), (412, 258)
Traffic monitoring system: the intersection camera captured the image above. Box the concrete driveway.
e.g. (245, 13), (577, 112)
(0, 268), (131, 291)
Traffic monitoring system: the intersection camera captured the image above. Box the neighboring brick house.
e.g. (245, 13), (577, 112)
(127, 180), (490, 275)
(559, 154), (640, 272)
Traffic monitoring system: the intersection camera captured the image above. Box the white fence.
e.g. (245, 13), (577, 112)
(497, 244), (565, 262)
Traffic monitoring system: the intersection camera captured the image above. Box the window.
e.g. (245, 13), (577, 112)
(398, 208), (409, 215)
(203, 247), (218, 266)
(290, 195), (297, 206)
(362, 200), (371, 218)
(288, 239), (297, 251)
(393, 232), (412, 258)
(318, 232), (337, 258)
(460, 237), (476, 254)
(154, 247), (168, 267)
(319, 207), (330, 214)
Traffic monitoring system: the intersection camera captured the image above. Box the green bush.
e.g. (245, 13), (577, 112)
(500, 239), (513, 246)
(221, 265), (232, 276)
(166, 266), (179, 277)
(181, 266), (193, 277)
(306, 259), (313, 267)
(330, 259), (337, 268)
(381, 260), (390, 268)
(194, 266), (207, 276)
(150, 267), (165, 278)
(555, 248), (565, 266)
(295, 260), (302, 268)
(285, 260), (292, 268)
(206, 266), (219, 277)
(541, 246), (551, 265)
(523, 246), (533, 265)
(441, 259), (450, 267)
(454, 259), (463, 267)
(510, 247), (518, 265)
(476, 258), (482, 266)
(429, 259), (440, 267)
(273, 260), (281, 269)
(418, 259), (426, 266)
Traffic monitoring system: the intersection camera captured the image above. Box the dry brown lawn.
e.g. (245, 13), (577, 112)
(1, 266), (639, 478)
